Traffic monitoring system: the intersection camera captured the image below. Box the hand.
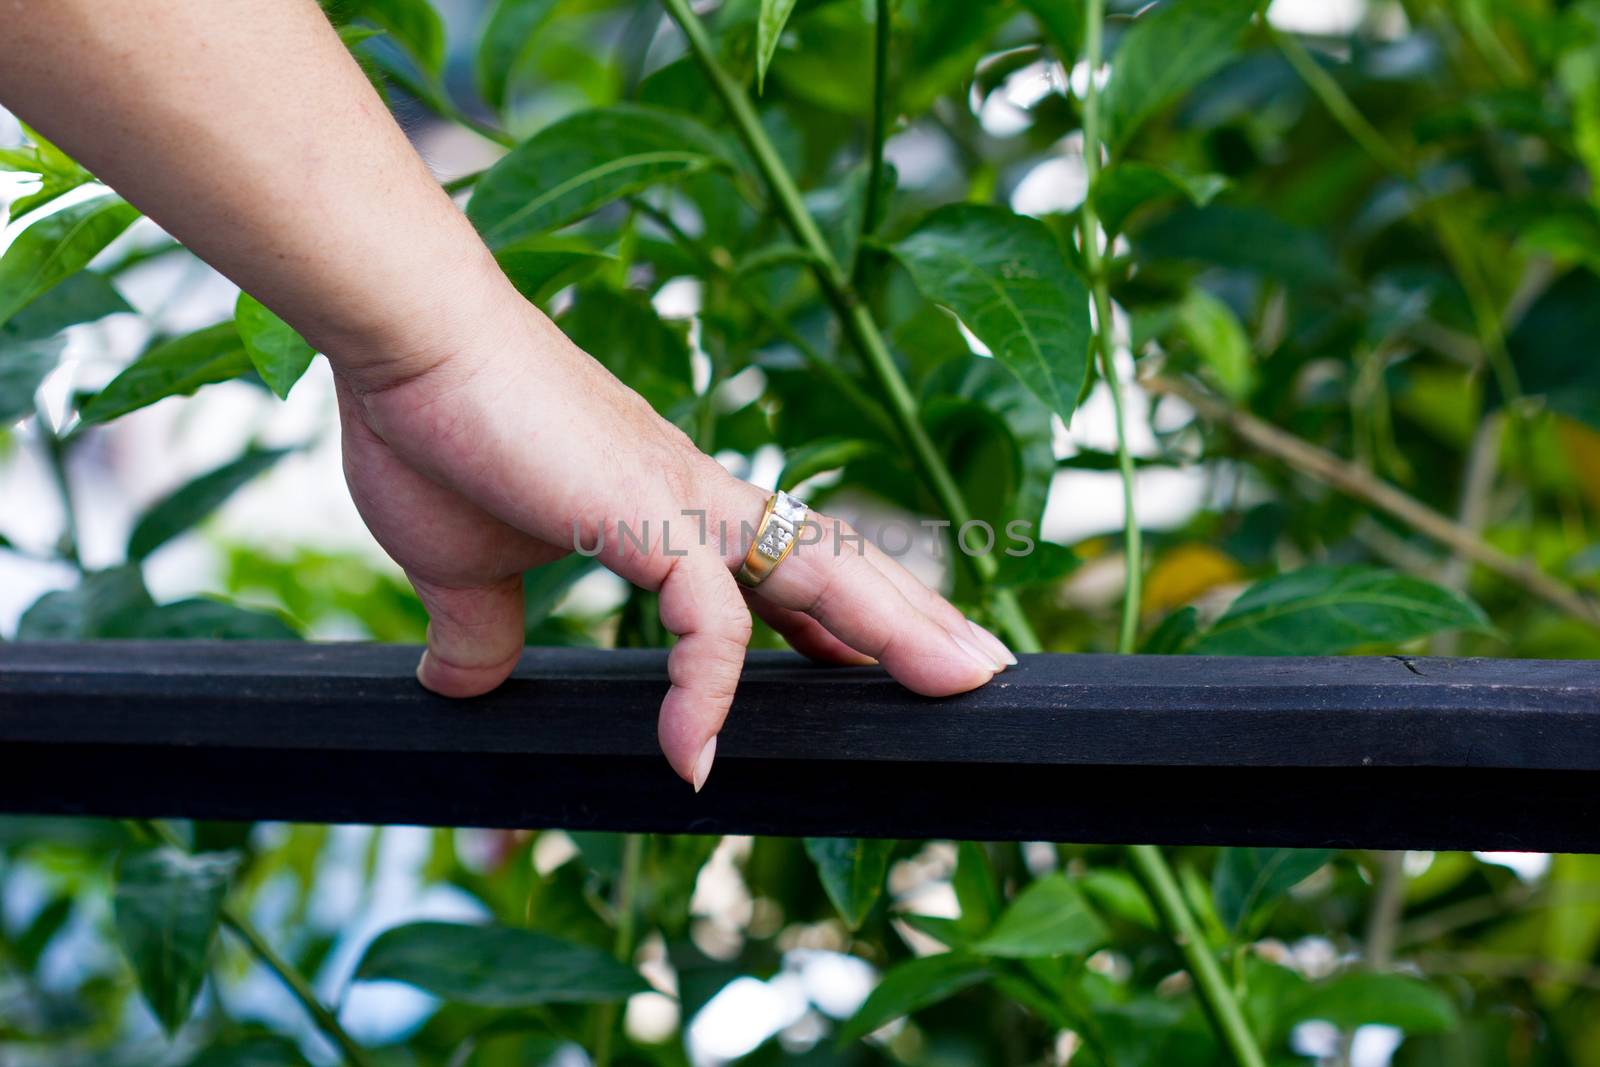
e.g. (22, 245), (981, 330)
(0, 0), (1013, 791)
(334, 292), (1016, 790)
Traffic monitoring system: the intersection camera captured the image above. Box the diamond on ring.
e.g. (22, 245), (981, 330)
(736, 490), (808, 588)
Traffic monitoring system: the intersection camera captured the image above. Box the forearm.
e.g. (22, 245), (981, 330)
(0, 0), (517, 386)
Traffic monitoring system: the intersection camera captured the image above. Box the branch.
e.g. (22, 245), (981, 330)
(1150, 375), (1600, 627)
(1127, 846), (1268, 1067)
(1079, 0), (1142, 655)
(857, 0), (891, 259)
(1080, 8), (1261, 1067)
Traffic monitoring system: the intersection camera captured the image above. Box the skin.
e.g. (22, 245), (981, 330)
(0, 0), (1016, 789)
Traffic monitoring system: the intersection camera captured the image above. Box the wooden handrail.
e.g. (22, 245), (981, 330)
(3, 642), (1598, 851)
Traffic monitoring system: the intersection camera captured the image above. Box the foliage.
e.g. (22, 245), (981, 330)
(4, 0), (1600, 1063)
(111, 848), (240, 1037)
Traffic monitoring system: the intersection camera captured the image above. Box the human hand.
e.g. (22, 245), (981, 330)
(0, 0), (1012, 792)
(335, 291), (1015, 790)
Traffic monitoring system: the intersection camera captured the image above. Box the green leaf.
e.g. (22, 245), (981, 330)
(1021, 0), (1082, 63)
(79, 323), (254, 425)
(475, 0), (560, 112)
(1079, 868), (1158, 929)
(0, 148), (43, 172)
(837, 953), (993, 1045)
(0, 195), (140, 329)
(1502, 269), (1600, 428)
(113, 848), (239, 1037)
(779, 438), (880, 491)
(1101, 0), (1259, 150)
(16, 567), (155, 640)
(14, 896), (73, 972)
(524, 554), (595, 634)
(1286, 973), (1458, 1033)
(971, 874), (1109, 958)
(336, 24), (385, 49)
(901, 3), (1011, 115)
(1137, 204), (1341, 287)
(922, 358), (1056, 540)
(0, 335), (65, 423)
(468, 106), (734, 248)
(993, 540), (1080, 589)
(558, 286), (694, 415)
(1140, 605), (1200, 654)
(6, 144), (94, 223)
(757, 0), (801, 93)
(812, 159), (899, 273)
(804, 837), (896, 929)
(235, 294), (316, 400)
(1, 126), (94, 222)
(1, 272), (130, 420)
(893, 204), (1092, 425)
(353, 921), (650, 1006)
(1212, 848), (1333, 932)
(357, 0), (446, 76)
(736, 242), (822, 275)
(182, 1033), (312, 1067)
(2, 271), (132, 342)
(10, 176), (94, 224)
(953, 841), (1002, 935)
(1176, 288), (1253, 401)
(495, 236), (614, 306)
(129, 448), (290, 560)
(117, 599), (300, 640)
(1093, 161), (1228, 237)
(1189, 565), (1492, 656)
(895, 912), (969, 947)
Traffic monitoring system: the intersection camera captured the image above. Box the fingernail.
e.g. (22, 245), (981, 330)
(693, 735), (718, 793)
(954, 634), (1001, 672)
(968, 619), (1017, 667)
(415, 650), (431, 686)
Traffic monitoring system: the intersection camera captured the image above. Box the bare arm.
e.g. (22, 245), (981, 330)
(0, 0), (1012, 789)
(0, 0), (498, 384)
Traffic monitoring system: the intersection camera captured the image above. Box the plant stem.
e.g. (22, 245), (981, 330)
(1364, 851), (1406, 970)
(660, 0), (1040, 652)
(1151, 375), (1600, 626)
(857, 0), (891, 263)
(131, 821), (377, 1067)
(1078, 0), (1141, 655)
(592, 832), (646, 1067)
(1432, 413), (1502, 654)
(218, 912), (376, 1067)
(1127, 845), (1269, 1067)
(1071, 4), (1264, 1062)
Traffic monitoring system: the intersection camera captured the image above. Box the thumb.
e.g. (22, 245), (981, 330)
(411, 574), (526, 697)
(655, 549), (752, 791)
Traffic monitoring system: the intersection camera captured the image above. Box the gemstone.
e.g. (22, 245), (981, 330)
(773, 491), (808, 525)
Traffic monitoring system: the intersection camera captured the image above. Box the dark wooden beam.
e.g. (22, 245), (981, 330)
(3, 642), (1598, 851)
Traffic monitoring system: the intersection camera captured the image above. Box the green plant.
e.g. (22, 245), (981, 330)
(3, 0), (1600, 1063)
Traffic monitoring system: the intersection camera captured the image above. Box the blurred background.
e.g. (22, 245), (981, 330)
(4, 0), (1600, 1063)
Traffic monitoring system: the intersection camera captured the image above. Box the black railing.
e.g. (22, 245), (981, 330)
(3, 642), (1597, 851)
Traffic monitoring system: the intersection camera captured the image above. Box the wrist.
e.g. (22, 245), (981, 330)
(318, 239), (536, 397)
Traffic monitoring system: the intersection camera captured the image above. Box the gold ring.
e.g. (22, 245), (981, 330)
(736, 490), (808, 588)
